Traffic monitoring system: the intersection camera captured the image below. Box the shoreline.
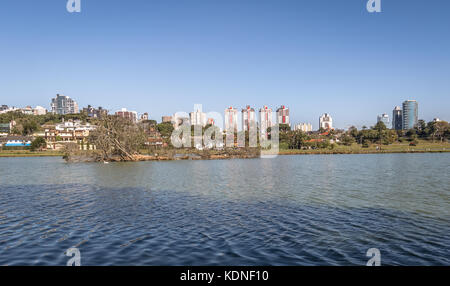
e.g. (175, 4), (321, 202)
(1, 148), (449, 159)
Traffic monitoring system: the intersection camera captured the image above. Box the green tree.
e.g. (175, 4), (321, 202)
(157, 122), (175, 138)
(31, 137), (47, 151)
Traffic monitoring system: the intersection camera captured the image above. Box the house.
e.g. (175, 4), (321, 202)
(0, 136), (32, 147)
(0, 122), (11, 135)
(44, 121), (97, 150)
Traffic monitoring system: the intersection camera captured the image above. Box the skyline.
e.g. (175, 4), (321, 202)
(1, 0), (450, 129)
(2, 95), (425, 131)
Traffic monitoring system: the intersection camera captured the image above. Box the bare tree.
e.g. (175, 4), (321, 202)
(89, 116), (147, 161)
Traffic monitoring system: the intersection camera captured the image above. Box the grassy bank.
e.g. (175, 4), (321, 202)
(279, 140), (450, 155)
(0, 150), (63, 157)
(1, 141), (449, 158)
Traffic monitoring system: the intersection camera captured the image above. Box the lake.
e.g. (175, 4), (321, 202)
(0, 153), (449, 265)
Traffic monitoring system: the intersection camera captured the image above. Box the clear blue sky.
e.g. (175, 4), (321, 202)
(0, 0), (449, 129)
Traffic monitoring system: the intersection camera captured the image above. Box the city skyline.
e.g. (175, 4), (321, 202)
(0, 97), (433, 132)
(1, 1), (449, 129)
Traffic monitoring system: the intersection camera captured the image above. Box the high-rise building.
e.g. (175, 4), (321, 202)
(276, 105), (290, 126)
(294, 123), (313, 132)
(377, 113), (390, 128)
(51, 94), (79, 115)
(241, 105), (256, 132)
(392, 106), (402, 130)
(115, 108), (138, 123)
(224, 107), (238, 133)
(402, 100), (418, 130)
(190, 109), (207, 127)
(319, 113), (333, 130)
(259, 106), (273, 138)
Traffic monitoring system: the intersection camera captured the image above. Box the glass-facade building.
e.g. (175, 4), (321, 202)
(377, 113), (390, 128)
(392, 106), (403, 130)
(402, 100), (418, 130)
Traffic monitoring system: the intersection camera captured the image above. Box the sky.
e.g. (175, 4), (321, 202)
(0, 0), (449, 129)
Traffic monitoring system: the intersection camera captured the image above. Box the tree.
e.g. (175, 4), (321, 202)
(31, 137), (47, 151)
(88, 116), (147, 161)
(288, 130), (308, 149)
(340, 134), (356, 146)
(157, 122), (175, 138)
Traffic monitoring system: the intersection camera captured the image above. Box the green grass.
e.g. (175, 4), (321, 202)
(0, 150), (63, 157)
(279, 140), (450, 155)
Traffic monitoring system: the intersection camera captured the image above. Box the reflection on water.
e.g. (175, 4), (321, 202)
(0, 154), (449, 265)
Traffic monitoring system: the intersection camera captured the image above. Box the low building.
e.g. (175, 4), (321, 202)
(0, 136), (32, 147)
(33, 106), (47, 115)
(140, 113), (149, 121)
(162, 116), (172, 123)
(44, 121), (96, 150)
(115, 108), (138, 123)
(0, 123), (12, 134)
(294, 123), (313, 132)
(82, 105), (108, 118)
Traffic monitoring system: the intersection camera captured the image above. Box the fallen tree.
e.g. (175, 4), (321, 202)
(63, 116), (147, 162)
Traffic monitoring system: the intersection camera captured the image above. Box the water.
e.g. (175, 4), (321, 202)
(0, 153), (449, 265)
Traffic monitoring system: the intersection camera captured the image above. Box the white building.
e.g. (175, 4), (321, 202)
(224, 107), (238, 133)
(33, 106), (47, 115)
(259, 106), (273, 138)
(242, 105), (256, 132)
(319, 113), (333, 130)
(190, 109), (207, 127)
(276, 105), (290, 126)
(51, 94), (79, 115)
(377, 113), (390, 127)
(294, 123), (313, 132)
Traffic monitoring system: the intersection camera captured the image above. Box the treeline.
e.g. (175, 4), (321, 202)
(0, 111), (95, 136)
(278, 120), (450, 150)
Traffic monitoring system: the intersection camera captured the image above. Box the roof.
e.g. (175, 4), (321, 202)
(0, 136), (33, 142)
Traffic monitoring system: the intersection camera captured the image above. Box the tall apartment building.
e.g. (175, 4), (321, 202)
(241, 105), (256, 132)
(259, 106), (273, 138)
(190, 109), (207, 127)
(224, 107), (238, 133)
(115, 108), (138, 123)
(392, 106), (403, 130)
(319, 113), (333, 130)
(402, 100), (418, 130)
(51, 94), (79, 115)
(377, 113), (390, 128)
(294, 123), (313, 132)
(276, 105), (290, 126)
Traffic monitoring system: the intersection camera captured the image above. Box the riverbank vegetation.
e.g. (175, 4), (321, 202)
(2, 115), (449, 160)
